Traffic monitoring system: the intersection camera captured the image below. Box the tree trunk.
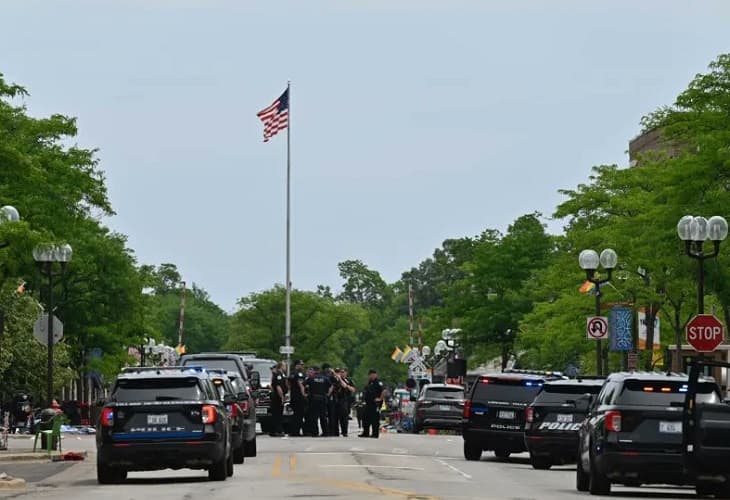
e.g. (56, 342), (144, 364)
(643, 305), (658, 372)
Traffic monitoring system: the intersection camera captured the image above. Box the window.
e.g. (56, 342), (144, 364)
(617, 380), (720, 406)
(424, 387), (464, 400)
(472, 378), (543, 404)
(533, 384), (602, 404)
(113, 378), (204, 402)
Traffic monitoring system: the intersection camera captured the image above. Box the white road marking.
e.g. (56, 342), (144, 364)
(349, 447), (364, 452)
(392, 448), (408, 454)
(434, 457), (472, 479)
(297, 452), (420, 458)
(319, 465), (425, 470)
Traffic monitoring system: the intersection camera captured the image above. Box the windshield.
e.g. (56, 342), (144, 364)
(618, 380), (720, 406)
(424, 387), (463, 400)
(113, 378), (203, 402)
(534, 384), (603, 404)
(472, 378), (542, 404)
(247, 361), (275, 384)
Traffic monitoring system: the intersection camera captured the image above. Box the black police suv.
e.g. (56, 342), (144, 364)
(463, 371), (562, 460)
(96, 367), (234, 483)
(524, 378), (604, 469)
(576, 371), (727, 496)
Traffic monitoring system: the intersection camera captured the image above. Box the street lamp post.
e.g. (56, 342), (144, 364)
(677, 216), (728, 314)
(579, 248), (618, 376)
(33, 244), (72, 406)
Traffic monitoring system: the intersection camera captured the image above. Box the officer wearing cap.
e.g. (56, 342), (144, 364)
(270, 361), (287, 437)
(359, 369), (384, 438)
(304, 366), (331, 437)
(288, 359), (307, 436)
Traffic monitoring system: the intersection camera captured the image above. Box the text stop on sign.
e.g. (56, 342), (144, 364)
(686, 314), (725, 352)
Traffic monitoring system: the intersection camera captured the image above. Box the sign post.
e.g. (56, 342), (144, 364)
(686, 314), (725, 352)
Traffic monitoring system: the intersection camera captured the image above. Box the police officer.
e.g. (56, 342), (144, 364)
(269, 361), (287, 437)
(359, 369), (384, 438)
(334, 368), (356, 437)
(287, 359), (307, 437)
(323, 364), (338, 436)
(304, 366), (331, 437)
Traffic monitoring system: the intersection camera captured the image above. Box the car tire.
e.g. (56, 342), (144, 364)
(233, 443), (245, 464)
(226, 450), (234, 477)
(494, 449), (511, 460)
(209, 455), (228, 481)
(588, 452), (610, 496)
(463, 440), (482, 461)
(244, 436), (257, 457)
(576, 459), (590, 492)
(530, 455), (552, 470)
(97, 461), (126, 484)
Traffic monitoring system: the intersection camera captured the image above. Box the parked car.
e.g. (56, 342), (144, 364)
(213, 369), (257, 458)
(413, 383), (464, 433)
(524, 378), (604, 469)
(208, 370), (247, 464)
(96, 366), (233, 483)
(462, 370), (563, 461)
(576, 371), (728, 496)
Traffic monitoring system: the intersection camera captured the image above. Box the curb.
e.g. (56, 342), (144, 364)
(0, 453), (50, 462)
(0, 476), (26, 490)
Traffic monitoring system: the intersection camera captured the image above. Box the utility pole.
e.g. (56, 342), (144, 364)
(177, 281), (186, 350)
(408, 284), (414, 348)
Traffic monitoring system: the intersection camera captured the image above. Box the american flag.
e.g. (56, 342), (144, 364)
(257, 88), (289, 142)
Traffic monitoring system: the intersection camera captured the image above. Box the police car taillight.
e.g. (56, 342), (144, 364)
(202, 405), (217, 424)
(463, 400), (472, 419)
(605, 410), (621, 432)
(101, 407), (114, 427)
(525, 406), (534, 423)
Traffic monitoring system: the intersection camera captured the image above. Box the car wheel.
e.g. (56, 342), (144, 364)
(209, 455), (228, 481)
(588, 451), (610, 496)
(233, 443), (245, 464)
(226, 450), (234, 477)
(244, 436), (257, 457)
(576, 458), (590, 492)
(494, 449), (511, 460)
(97, 461), (126, 484)
(530, 455), (552, 470)
(463, 440), (482, 461)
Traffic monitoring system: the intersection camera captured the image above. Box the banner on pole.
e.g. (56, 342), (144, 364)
(609, 306), (633, 352)
(638, 308), (661, 351)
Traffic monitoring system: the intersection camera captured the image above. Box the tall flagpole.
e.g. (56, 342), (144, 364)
(285, 80), (292, 372)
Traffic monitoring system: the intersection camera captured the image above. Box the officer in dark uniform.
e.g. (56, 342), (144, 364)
(359, 369), (384, 438)
(304, 366), (331, 437)
(323, 364), (338, 436)
(270, 361), (287, 437)
(287, 359), (307, 437)
(334, 368), (356, 436)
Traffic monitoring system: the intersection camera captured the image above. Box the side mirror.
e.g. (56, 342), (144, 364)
(250, 371), (261, 390)
(237, 392), (249, 401)
(223, 394), (236, 405)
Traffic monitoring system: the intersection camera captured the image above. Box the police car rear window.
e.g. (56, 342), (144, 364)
(424, 387), (463, 400)
(182, 358), (240, 374)
(618, 380), (720, 406)
(534, 384), (602, 404)
(113, 378), (204, 402)
(472, 378), (542, 403)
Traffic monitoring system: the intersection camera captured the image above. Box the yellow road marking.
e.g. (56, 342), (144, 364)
(295, 474), (439, 499)
(272, 455), (282, 478)
(288, 454), (297, 476)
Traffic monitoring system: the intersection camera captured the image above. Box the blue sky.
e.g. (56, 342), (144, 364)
(2, 0), (729, 310)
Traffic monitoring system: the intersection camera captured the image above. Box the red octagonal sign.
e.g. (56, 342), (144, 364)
(686, 314), (726, 352)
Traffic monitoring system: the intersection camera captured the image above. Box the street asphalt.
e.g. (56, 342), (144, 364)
(0, 425), (705, 499)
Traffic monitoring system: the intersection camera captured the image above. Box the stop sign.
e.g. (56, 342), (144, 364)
(686, 314), (725, 352)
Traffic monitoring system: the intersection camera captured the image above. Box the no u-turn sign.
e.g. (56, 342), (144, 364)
(586, 316), (609, 340)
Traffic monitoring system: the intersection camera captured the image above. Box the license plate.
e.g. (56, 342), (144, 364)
(659, 421), (682, 433)
(557, 414), (573, 423)
(255, 407), (267, 415)
(439, 405), (450, 411)
(147, 414), (168, 425)
(498, 410), (515, 420)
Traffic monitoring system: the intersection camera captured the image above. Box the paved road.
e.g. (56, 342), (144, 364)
(0, 428), (703, 499)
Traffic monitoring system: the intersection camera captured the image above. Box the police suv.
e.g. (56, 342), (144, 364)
(524, 378), (604, 469)
(462, 370), (563, 460)
(96, 366), (234, 483)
